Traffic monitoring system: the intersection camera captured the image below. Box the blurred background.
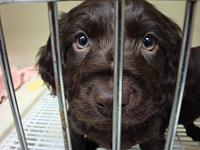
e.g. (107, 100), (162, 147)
(0, 0), (200, 68)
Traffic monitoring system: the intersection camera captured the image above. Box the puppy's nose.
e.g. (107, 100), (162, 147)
(95, 91), (129, 109)
(95, 92), (113, 109)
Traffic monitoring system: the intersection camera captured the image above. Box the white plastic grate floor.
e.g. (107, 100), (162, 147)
(0, 91), (200, 150)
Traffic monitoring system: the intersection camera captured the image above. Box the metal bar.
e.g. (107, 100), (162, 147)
(112, 0), (125, 150)
(165, 0), (197, 150)
(0, 0), (60, 3)
(1, 0), (200, 4)
(0, 17), (28, 150)
(1, 0), (200, 3)
(47, 2), (72, 150)
(0, 0), (82, 4)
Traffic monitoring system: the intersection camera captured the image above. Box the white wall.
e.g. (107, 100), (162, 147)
(0, 1), (199, 68)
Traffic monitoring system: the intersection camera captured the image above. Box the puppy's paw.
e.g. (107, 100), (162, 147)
(185, 123), (200, 141)
(139, 134), (165, 150)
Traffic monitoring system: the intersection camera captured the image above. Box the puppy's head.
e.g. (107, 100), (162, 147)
(38, 0), (181, 146)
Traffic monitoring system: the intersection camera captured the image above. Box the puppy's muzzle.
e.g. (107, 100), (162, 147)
(94, 85), (130, 117)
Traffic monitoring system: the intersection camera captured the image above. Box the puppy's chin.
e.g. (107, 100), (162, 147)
(71, 112), (149, 149)
(70, 113), (138, 149)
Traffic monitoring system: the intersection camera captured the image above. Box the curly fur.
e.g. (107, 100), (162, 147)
(37, 0), (200, 149)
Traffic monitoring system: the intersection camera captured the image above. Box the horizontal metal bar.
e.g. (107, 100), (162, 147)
(112, 0), (125, 150)
(0, 0), (83, 4)
(164, 0), (197, 150)
(0, 17), (28, 150)
(0, 0), (58, 4)
(1, 0), (199, 4)
(47, 2), (72, 150)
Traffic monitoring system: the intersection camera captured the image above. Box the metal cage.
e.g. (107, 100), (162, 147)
(0, 0), (199, 150)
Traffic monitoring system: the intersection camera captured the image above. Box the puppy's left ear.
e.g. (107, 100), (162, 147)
(157, 12), (183, 93)
(169, 23), (182, 52)
(161, 16), (182, 54)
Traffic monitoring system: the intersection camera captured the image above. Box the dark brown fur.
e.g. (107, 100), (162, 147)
(37, 0), (200, 149)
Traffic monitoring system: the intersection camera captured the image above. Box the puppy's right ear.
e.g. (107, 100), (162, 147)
(37, 12), (69, 94)
(37, 38), (56, 92)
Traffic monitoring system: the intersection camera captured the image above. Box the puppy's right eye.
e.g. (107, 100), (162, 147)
(73, 33), (89, 51)
(142, 33), (156, 51)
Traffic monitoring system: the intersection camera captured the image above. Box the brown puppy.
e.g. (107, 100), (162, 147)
(37, 0), (200, 149)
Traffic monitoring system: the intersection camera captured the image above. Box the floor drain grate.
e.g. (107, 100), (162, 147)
(0, 91), (64, 150)
(0, 91), (199, 150)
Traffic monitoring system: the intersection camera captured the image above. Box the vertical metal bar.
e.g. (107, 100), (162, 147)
(165, 0), (197, 150)
(0, 17), (28, 150)
(47, 2), (72, 150)
(112, 0), (125, 150)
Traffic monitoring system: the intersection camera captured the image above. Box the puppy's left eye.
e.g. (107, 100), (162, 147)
(142, 33), (156, 51)
(75, 33), (89, 49)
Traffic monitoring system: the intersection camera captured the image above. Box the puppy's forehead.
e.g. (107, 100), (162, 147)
(67, 0), (114, 38)
(66, 0), (167, 39)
